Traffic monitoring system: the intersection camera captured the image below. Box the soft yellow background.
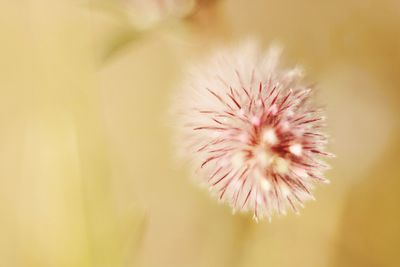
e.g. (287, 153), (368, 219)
(1, 0), (399, 267)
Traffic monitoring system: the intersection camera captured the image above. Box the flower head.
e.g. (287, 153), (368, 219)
(174, 41), (333, 221)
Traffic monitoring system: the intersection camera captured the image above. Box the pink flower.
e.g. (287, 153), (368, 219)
(174, 41), (333, 221)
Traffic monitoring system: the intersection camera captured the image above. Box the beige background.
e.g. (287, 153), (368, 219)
(1, 0), (399, 267)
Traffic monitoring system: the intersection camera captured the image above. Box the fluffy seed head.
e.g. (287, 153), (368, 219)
(174, 41), (333, 221)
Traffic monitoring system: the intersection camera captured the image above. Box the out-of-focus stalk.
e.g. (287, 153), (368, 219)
(0, 1), (144, 266)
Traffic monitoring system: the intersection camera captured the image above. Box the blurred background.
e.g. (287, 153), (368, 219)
(1, 0), (399, 266)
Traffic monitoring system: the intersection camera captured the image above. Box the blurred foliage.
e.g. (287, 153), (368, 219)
(88, 0), (224, 62)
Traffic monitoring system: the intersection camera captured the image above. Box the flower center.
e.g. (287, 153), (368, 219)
(231, 127), (290, 176)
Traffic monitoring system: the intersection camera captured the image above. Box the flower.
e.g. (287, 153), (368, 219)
(124, 0), (196, 28)
(174, 41), (333, 221)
